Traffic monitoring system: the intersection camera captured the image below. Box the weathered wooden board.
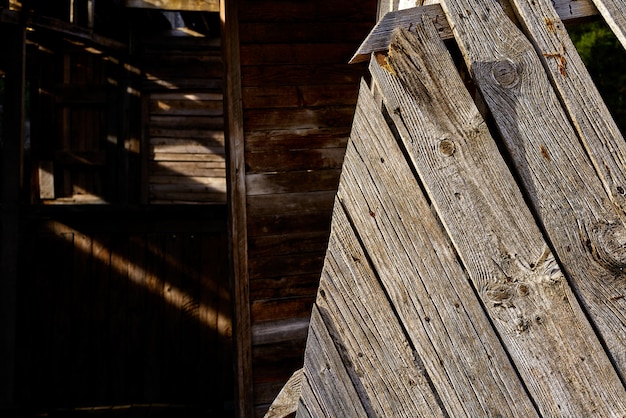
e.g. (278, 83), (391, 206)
(244, 128), (350, 153)
(246, 170), (341, 196)
(336, 79), (538, 416)
(309, 202), (448, 416)
(245, 148), (346, 174)
(296, 307), (370, 418)
(439, 0), (626, 378)
(125, 0), (219, 11)
(371, 21), (626, 416)
(591, 0), (626, 49)
(351, 0), (599, 63)
(509, 0), (626, 214)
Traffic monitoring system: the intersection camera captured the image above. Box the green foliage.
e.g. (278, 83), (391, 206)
(569, 20), (626, 134)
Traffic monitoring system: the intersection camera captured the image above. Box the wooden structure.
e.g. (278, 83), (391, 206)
(1, 0), (376, 416)
(293, 0), (626, 416)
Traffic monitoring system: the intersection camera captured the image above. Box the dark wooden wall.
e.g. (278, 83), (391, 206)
(15, 208), (233, 417)
(2, 6), (235, 416)
(236, 0), (378, 414)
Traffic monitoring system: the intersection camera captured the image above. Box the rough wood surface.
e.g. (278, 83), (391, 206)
(591, 0), (626, 49)
(351, 0), (598, 63)
(264, 368), (303, 418)
(510, 0), (626, 215)
(297, 307), (369, 418)
(440, 0), (626, 379)
(307, 203), (448, 417)
(371, 22), (626, 416)
(336, 79), (539, 416)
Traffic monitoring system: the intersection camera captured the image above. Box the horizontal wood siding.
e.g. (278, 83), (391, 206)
(142, 36), (226, 204)
(15, 208), (233, 415)
(238, 0), (377, 414)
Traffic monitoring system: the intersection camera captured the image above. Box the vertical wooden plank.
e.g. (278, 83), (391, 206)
(127, 233), (147, 401)
(143, 233), (165, 402)
(108, 234), (129, 403)
(92, 233), (112, 403)
(70, 233), (93, 403)
(222, 0), (252, 415)
(0, 21), (25, 405)
(51, 232), (75, 404)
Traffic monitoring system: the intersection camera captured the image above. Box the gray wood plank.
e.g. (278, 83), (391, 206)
(296, 306), (369, 418)
(505, 0), (626, 380)
(309, 202), (447, 417)
(337, 80), (538, 416)
(350, 0), (599, 63)
(370, 21), (626, 417)
(511, 0), (626, 216)
(591, 0), (626, 49)
(440, 0), (626, 380)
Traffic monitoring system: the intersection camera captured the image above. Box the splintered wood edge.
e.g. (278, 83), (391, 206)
(350, 0), (599, 64)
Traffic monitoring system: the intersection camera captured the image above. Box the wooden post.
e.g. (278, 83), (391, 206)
(0, 20), (25, 406)
(221, 0), (252, 416)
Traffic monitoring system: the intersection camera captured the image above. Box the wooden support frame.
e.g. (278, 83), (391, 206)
(125, 0), (219, 12)
(0, 20), (26, 407)
(221, 0), (252, 416)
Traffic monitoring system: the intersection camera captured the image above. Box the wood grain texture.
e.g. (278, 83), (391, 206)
(591, 0), (626, 49)
(351, 0), (599, 63)
(264, 368), (303, 418)
(296, 307), (369, 418)
(371, 22), (626, 416)
(221, 0), (253, 415)
(311, 203), (448, 417)
(338, 79), (537, 416)
(440, 0), (626, 379)
(510, 0), (626, 215)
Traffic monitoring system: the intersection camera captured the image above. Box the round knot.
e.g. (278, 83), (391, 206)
(491, 59), (519, 89)
(439, 138), (455, 156)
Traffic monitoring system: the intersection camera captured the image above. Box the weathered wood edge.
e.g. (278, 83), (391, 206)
(371, 21), (626, 415)
(350, 0), (598, 63)
(264, 368), (303, 418)
(509, 0), (626, 215)
(296, 306), (369, 418)
(591, 0), (626, 49)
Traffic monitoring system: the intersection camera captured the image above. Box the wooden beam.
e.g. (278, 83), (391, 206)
(125, 0), (219, 12)
(350, 0), (599, 63)
(0, 21), (25, 406)
(221, 0), (252, 417)
(29, 15), (127, 51)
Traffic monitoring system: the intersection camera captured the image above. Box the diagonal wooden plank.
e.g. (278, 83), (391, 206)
(296, 307), (369, 418)
(337, 80), (538, 416)
(439, 0), (626, 380)
(350, 0), (599, 63)
(308, 201), (448, 417)
(591, 0), (626, 49)
(510, 0), (626, 215)
(371, 21), (626, 417)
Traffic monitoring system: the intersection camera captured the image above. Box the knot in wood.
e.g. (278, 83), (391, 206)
(491, 59), (519, 89)
(438, 138), (455, 156)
